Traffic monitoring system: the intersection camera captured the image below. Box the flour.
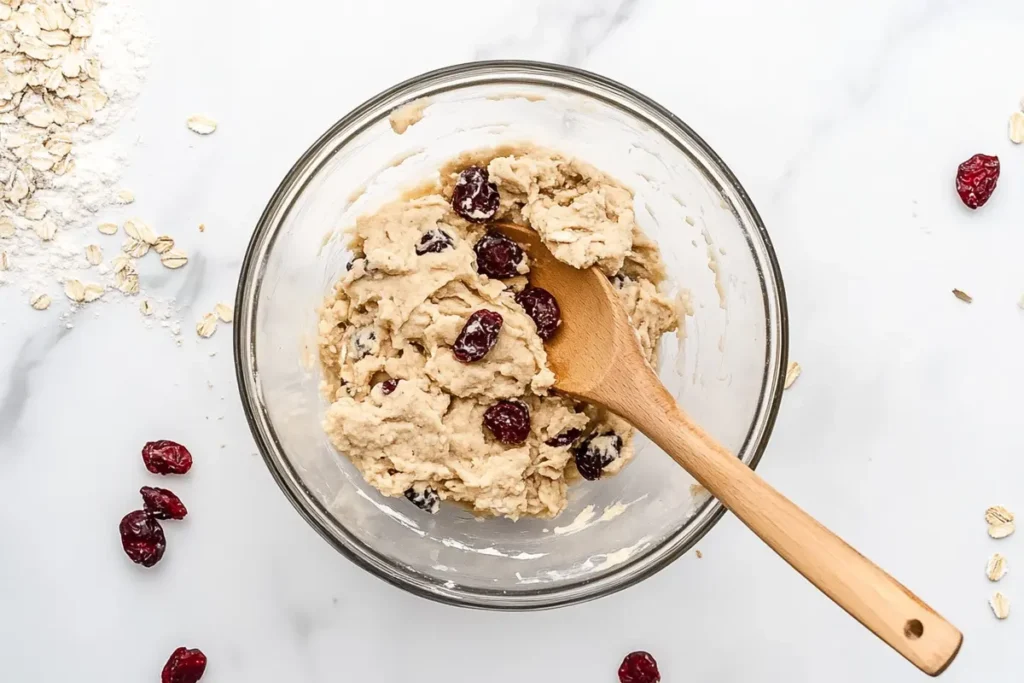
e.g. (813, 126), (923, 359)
(0, 0), (151, 301)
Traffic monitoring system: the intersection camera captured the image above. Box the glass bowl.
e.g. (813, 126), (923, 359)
(234, 61), (788, 609)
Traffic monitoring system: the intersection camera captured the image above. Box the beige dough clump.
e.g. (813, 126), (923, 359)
(318, 146), (678, 519)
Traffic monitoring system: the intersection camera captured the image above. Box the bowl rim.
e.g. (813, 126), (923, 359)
(234, 59), (789, 610)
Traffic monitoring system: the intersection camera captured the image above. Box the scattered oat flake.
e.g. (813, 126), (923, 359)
(989, 522), (1015, 539)
(1010, 112), (1024, 145)
(64, 279), (85, 302)
(214, 302), (233, 323)
(196, 313), (217, 338)
(98, 222), (119, 235)
(0, 252), (8, 271)
(30, 293), (50, 310)
(139, 299), (153, 316)
(784, 361), (801, 389)
(115, 189), (135, 204)
(82, 283), (104, 303)
(986, 505), (1014, 525)
(987, 553), (1008, 582)
(161, 249), (188, 269)
(85, 244), (102, 266)
(952, 289), (972, 304)
(695, 550), (703, 559)
(122, 237), (149, 258)
(153, 235), (174, 254)
(990, 592), (1010, 620)
(198, 223), (206, 232)
(186, 115), (217, 135)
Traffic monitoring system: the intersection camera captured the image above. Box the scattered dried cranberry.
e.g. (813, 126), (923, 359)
(515, 286), (562, 340)
(574, 432), (623, 480)
(162, 647), (207, 683)
(956, 153), (1000, 209)
(545, 428), (582, 448)
(405, 487), (440, 514)
(452, 310), (503, 362)
(618, 651), (660, 683)
(473, 231), (525, 279)
(142, 440), (193, 475)
(119, 510), (166, 567)
(380, 378), (399, 395)
(451, 166), (500, 222)
(141, 486), (188, 520)
(483, 400), (531, 444)
(416, 228), (454, 255)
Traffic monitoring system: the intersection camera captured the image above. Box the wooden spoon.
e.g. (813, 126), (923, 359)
(495, 222), (962, 676)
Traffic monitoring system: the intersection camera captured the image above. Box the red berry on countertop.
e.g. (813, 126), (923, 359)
(483, 400), (531, 444)
(451, 166), (500, 222)
(618, 651), (661, 683)
(473, 230), (525, 279)
(515, 285), (562, 340)
(141, 486), (188, 520)
(956, 153), (999, 209)
(162, 647), (207, 683)
(142, 440), (193, 475)
(452, 310), (503, 363)
(119, 510), (166, 567)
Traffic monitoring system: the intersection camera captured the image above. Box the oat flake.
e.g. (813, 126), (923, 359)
(196, 313), (217, 338)
(952, 288), (973, 304)
(115, 189), (135, 204)
(990, 592), (1010, 620)
(186, 114), (217, 135)
(214, 302), (233, 323)
(989, 522), (1015, 539)
(986, 505), (1014, 525)
(139, 299), (152, 315)
(85, 244), (102, 265)
(987, 553), (1008, 582)
(0, 252), (9, 271)
(152, 235), (174, 254)
(97, 222), (119, 235)
(64, 278), (85, 302)
(30, 293), (51, 310)
(1010, 112), (1024, 145)
(160, 248), (188, 269)
(82, 283), (104, 302)
(784, 361), (801, 389)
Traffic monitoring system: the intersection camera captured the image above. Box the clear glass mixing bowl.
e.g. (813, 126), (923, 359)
(234, 61), (788, 609)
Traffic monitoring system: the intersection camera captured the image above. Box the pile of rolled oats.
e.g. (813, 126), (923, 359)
(1, 0), (106, 226)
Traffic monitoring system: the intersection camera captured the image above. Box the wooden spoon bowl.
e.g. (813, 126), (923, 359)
(495, 221), (962, 677)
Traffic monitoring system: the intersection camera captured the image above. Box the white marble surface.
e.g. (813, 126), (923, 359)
(2, 0), (1023, 680)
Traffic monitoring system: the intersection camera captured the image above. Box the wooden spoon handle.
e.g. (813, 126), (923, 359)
(610, 376), (962, 676)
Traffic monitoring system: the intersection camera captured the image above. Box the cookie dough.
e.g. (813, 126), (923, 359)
(318, 146), (679, 519)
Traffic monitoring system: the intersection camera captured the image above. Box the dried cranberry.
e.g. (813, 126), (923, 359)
(451, 166), (500, 222)
(473, 231), (525, 279)
(956, 154), (1000, 209)
(574, 432), (622, 480)
(380, 378), (399, 395)
(415, 228), (454, 255)
(452, 310), (503, 362)
(618, 651), (660, 683)
(545, 428), (582, 448)
(162, 647), (207, 683)
(142, 440), (193, 475)
(141, 486), (188, 520)
(119, 510), (166, 567)
(515, 286), (561, 340)
(405, 487), (440, 514)
(483, 400), (531, 444)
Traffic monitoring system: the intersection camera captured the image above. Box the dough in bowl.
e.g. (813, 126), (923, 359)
(317, 145), (678, 519)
